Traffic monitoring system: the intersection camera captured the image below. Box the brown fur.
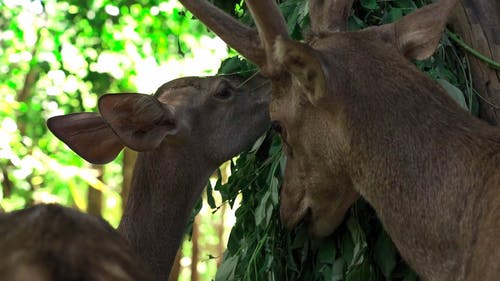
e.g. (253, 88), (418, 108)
(0, 204), (153, 281)
(179, 0), (500, 280)
(275, 30), (500, 281)
(48, 75), (271, 281)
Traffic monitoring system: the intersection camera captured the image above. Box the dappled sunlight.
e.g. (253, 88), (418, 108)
(134, 36), (228, 94)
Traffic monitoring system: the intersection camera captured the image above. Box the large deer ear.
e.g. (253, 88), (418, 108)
(372, 0), (457, 60)
(98, 94), (180, 151)
(47, 113), (124, 164)
(274, 38), (327, 106)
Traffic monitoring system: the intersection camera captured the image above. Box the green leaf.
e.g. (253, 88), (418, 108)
(218, 56), (257, 77)
(346, 261), (373, 281)
(346, 215), (367, 267)
(290, 227), (308, 249)
(270, 177), (279, 206)
(402, 271), (418, 281)
(206, 180), (216, 209)
(254, 191), (270, 226)
(332, 258), (346, 281)
(348, 15), (366, 31)
(215, 254), (239, 281)
(249, 134), (266, 153)
(360, 0), (379, 10)
(436, 78), (468, 110)
(388, 7), (403, 22)
(374, 230), (397, 278)
(318, 239), (337, 265)
(395, 0), (417, 11)
(341, 228), (354, 265)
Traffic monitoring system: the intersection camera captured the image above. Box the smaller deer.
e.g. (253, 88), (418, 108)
(48, 75), (271, 281)
(0, 203), (153, 281)
(178, 0), (500, 280)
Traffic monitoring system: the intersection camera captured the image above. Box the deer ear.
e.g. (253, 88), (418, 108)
(98, 94), (180, 151)
(47, 113), (124, 164)
(373, 0), (457, 60)
(274, 38), (327, 106)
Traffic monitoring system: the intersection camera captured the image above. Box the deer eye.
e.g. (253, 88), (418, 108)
(214, 88), (232, 100)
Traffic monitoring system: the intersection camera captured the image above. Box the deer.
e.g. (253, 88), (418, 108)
(0, 203), (153, 281)
(47, 75), (271, 281)
(178, 0), (500, 280)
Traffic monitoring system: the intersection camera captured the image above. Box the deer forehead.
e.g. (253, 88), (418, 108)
(156, 85), (206, 109)
(270, 81), (311, 119)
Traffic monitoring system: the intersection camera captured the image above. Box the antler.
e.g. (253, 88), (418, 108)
(179, 0), (290, 75)
(178, 0), (265, 66)
(309, 0), (355, 33)
(245, 0), (290, 73)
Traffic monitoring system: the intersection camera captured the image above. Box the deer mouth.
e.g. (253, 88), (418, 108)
(279, 199), (310, 231)
(281, 205), (332, 239)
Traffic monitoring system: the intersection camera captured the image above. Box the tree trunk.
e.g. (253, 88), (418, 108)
(191, 216), (199, 281)
(1, 166), (13, 199)
(87, 165), (103, 216)
(450, 0), (500, 125)
(167, 249), (182, 281)
(216, 204), (226, 266)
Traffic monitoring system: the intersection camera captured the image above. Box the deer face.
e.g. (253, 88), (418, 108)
(47, 75), (271, 166)
(276, 122), (360, 237)
(270, 38), (360, 237)
(153, 75), (271, 165)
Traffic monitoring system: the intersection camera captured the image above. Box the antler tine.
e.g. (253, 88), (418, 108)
(245, 0), (291, 74)
(309, 0), (355, 33)
(178, 0), (265, 66)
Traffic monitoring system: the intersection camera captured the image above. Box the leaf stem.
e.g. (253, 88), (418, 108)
(446, 30), (500, 70)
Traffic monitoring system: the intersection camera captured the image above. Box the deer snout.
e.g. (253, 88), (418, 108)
(279, 184), (308, 230)
(280, 204), (309, 231)
(307, 189), (360, 238)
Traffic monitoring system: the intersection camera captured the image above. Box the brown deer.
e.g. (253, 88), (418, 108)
(178, 0), (500, 280)
(47, 75), (271, 281)
(0, 203), (153, 281)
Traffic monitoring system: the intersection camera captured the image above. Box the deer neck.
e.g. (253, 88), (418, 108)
(343, 69), (500, 281)
(117, 145), (214, 281)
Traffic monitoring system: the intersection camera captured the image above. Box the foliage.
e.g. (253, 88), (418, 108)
(206, 0), (475, 280)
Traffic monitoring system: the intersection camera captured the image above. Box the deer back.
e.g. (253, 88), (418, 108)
(0, 204), (153, 281)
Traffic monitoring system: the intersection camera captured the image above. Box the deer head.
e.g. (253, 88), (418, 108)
(0, 204), (153, 281)
(178, 0), (458, 237)
(48, 75), (270, 166)
(47, 74), (271, 280)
